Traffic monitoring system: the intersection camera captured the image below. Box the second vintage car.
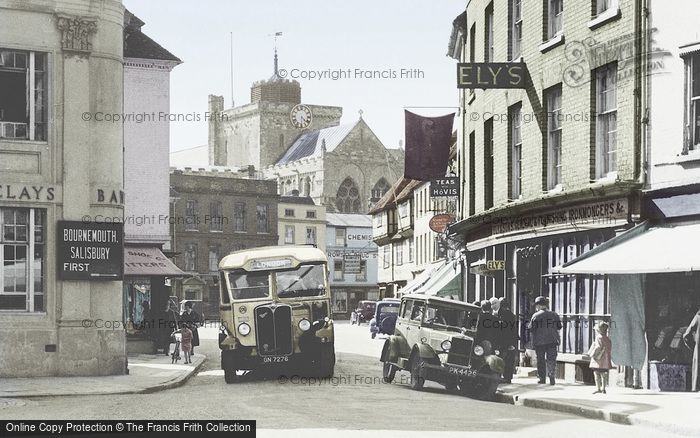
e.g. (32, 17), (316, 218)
(379, 294), (504, 400)
(369, 298), (400, 339)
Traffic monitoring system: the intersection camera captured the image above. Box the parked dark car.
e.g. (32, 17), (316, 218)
(379, 294), (505, 400)
(370, 298), (400, 339)
(351, 300), (376, 325)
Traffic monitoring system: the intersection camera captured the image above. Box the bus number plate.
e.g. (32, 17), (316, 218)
(263, 356), (289, 363)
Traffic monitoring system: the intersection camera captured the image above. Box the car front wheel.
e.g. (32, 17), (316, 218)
(224, 369), (238, 384)
(410, 354), (425, 391)
(383, 362), (397, 383)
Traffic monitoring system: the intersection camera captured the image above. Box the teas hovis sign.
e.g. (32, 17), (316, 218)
(57, 221), (124, 280)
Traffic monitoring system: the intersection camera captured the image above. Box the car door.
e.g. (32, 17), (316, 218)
(404, 299), (425, 348)
(394, 299), (412, 340)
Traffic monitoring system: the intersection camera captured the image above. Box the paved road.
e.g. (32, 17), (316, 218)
(0, 322), (678, 437)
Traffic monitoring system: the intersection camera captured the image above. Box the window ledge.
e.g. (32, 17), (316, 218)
(591, 171), (619, 183)
(539, 34), (565, 53)
(546, 184), (564, 194)
(662, 149), (700, 165)
(587, 8), (621, 30)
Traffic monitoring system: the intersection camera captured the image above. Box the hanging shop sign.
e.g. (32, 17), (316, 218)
(457, 62), (527, 89)
(57, 221), (124, 280)
(430, 177), (460, 197)
(343, 253), (362, 274)
(429, 213), (456, 233)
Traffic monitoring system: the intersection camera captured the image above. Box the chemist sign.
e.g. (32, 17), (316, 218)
(57, 221), (124, 280)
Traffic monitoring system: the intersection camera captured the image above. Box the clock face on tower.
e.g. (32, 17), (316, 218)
(290, 104), (313, 129)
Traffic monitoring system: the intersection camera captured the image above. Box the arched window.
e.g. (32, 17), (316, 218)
(335, 177), (361, 213)
(370, 178), (391, 201)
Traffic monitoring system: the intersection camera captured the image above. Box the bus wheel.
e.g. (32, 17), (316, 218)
(224, 369), (238, 384)
(317, 344), (335, 378)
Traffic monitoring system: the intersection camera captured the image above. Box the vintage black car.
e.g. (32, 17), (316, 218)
(351, 300), (376, 325)
(379, 294), (505, 400)
(369, 298), (400, 339)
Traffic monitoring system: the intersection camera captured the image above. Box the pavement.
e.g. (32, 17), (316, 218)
(0, 352), (205, 398)
(495, 376), (700, 437)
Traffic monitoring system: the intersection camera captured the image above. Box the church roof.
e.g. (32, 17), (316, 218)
(276, 121), (358, 165)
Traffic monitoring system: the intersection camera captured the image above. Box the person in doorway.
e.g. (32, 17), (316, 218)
(588, 321), (613, 394)
(498, 298), (518, 384)
(683, 308), (700, 391)
(180, 302), (202, 355)
(180, 323), (193, 364)
(529, 296), (562, 385)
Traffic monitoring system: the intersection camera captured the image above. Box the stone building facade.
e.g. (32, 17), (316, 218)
(169, 168), (279, 318)
(278, 194), (327, 251)
(0, 0), (125, 376)
(448, 0), (647, 383)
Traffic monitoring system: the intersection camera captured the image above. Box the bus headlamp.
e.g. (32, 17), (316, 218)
(237, 323), (251, 336)
(473, 345), (485, 356)
(298, 319), (311, 332)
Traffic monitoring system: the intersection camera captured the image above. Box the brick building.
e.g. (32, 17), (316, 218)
(169, 168), (279, 317)
(448, 0), (647, 384)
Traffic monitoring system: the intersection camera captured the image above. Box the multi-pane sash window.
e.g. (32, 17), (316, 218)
(284, 225), (295, 244)
(185, 200), (197, 230)
(596, 0), (612, 15)
(0, 49), (47, 141)
(305, 227), (317, 245)
(357, 260), (367, 282)
(256, 204), (269, 233)
(546, 85), (563, 190)
(208, 245), (219, 272)
(685, 52), (700, 151)
(485, 4), (494, 62)
(383, 246), (390, 269)
(335, 228), (346, 246)
(333, 260), (344, 281)
(408, 238), (414, 263)
(210, 201), (223, 232)
(548, 0), (564, 40)
(395, 242), (403, 266)
(306, 210), (316, 219)
(233, 202), (246, 232)
(510, 104), (523, 199)
(510, 0), (523, 60)
(184, 243), (197, 272)
(1, 208), (45, 312)
(595, 63), (618, 178)
(484, 119), (494, 209)
(284, 209), (294, 217)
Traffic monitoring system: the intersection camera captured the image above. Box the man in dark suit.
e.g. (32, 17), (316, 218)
(497, 298), (518, 383)
(180, 302), (203, 355)
(529, 296), (562, 385)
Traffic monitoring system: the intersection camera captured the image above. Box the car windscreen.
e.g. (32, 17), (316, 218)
(424, 304), (479, 333)
(378, 304), (399, 314)
(227, 271), (270, 300)
(276, 264), (326, 298)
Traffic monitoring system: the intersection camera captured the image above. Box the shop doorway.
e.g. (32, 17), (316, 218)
(515, 244), (541, 349)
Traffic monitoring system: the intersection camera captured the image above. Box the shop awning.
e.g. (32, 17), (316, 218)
(124, 247), (188, 277)
(554, 221), (700, 274)
(416, 260), (462, 298)
(399, 261), (444, 295)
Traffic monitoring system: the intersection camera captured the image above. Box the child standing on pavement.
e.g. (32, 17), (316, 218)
(180, 323), (193, 364)
(588, 321), (613, 394)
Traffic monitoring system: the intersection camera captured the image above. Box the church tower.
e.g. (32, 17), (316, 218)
(208, 44), (342, 169)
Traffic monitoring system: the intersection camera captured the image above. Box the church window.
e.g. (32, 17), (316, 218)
(335, 178), (361, 213)
(370, 178), (391, 202)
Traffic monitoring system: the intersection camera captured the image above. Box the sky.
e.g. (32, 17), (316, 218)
(123, 0), (465, 153)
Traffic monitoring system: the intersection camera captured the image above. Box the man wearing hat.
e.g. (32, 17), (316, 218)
(529, 296), (562, 385)
(497, 298), (518, 383)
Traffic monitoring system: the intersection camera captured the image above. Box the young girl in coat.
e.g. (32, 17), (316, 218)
(180, 323), (193, 364)
(588, 321), (613, 394)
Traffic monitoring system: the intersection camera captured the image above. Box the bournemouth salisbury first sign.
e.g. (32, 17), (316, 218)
(57, 221), (124, 280)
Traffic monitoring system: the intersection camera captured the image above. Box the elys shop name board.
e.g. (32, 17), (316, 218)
(57, 221), (124, 280)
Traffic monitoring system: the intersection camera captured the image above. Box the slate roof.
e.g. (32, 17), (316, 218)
(276, 121), (358, 165)
(326, 213), (372, 228)
(124, 9), (182, 62)
(280, 196), (317, 206)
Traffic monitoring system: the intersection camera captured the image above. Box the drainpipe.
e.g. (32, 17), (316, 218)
(633, 0), (651, 220)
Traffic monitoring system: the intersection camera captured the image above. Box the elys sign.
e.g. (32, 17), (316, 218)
(457, 63), (527, 89)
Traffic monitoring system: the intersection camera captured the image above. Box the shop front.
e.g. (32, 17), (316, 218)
(556, 218), (700, 391)
(123, 246), (187, 354)
(452, 196), (635, 383)
(331, 287), (379, 319)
